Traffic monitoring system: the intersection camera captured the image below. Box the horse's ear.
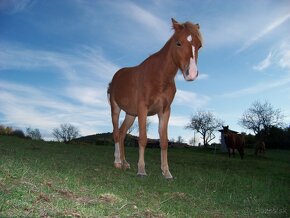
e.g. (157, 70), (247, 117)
(196, 23), (200, 29)
(171, 18), (183, 32)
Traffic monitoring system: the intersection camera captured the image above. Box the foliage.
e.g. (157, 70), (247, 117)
(264, 126), (290, 149)
(0, 125), (26, 138)
(0, 136), (289, 217)
(239, 100), (284, 137)
(0, 125), (13, 135)
(52, 123), (80, 143)
(243, 133), (256, 148)
(26, 127), (42, 140)
(186, 111), (223, 147)
(11, 129), (26, 138)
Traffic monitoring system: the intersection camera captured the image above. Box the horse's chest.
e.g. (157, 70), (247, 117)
(147, 88), (175, 115)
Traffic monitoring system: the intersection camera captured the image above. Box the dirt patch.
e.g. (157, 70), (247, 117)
(130, 209), (166, 218)
(98, 193), (119, 204)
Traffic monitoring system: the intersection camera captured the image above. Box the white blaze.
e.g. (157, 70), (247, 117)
(114, 142), (121, 164)
(187, 34), (192, 42)
(184, 45), (198, 81)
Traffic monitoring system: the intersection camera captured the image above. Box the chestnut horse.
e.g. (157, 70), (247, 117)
(107, 18), (203, 179)
(222, 126), (245, 159)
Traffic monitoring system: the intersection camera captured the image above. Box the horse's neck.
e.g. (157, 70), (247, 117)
(141, 38), (178, 82)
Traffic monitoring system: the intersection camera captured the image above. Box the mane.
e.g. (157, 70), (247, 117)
(183, 22), (203, 46)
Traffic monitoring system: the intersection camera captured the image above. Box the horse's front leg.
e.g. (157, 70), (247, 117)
(137, 109), (148, 177)
(158, 109), (173, 179)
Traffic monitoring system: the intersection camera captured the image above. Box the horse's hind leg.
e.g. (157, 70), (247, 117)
(110, 101), (122, 169)
(119, 114), (136, 169)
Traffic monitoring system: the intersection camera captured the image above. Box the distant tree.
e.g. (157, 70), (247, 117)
(26, 128), (42, 140)
(12, 129), (25, 138)
(127, 118), (152, 134)
(186, 111), (223, 147)
(170, 138), (175, 143)
(128, 122), (138, 134)
(52, 123), (80, 143)
(188, 137), (195, 146)
(239, 100), (284, 139)
(176, 136), (184, 143)
(0, 125), (13, 135)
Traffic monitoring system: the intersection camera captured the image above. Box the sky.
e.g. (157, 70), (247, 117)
(1, 0), (290, 143)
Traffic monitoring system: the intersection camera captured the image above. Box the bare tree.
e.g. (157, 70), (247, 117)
(127, 118), (152, 134)
(26, 127), (42, 140)
(186, 111), (223, 147)
(239, 100), (284, 138)
(52, 123), (80, 143)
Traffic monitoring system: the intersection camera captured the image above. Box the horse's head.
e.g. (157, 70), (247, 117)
(223, 125), (229, 131)
(171, 18), (203, 81)
(222, 125), (230, 138)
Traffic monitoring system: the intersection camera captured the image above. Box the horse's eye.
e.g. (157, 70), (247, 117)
(176, 40), (181, 47)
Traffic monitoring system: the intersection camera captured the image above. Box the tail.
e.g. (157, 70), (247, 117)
(107, 82), (112, 105)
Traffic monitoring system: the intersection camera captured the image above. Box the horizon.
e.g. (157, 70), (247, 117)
(1, 0), (290, 144)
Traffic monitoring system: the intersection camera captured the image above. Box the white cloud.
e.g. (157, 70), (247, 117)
(0, 43), (118, 82)
(169, 115), (190, 127)
(253, 52), (273, 71)
(0, 80), (112, 139)
(277, 42), (290, 71)
(0, 0), (35, 14)
(237, 12), (290, 53)
(175, 89), (210, 109)
(0, 42), (118, 139)
(116, 2), (171, 42)
(221, 76), (290, 99)
(202, 2), (290, 50)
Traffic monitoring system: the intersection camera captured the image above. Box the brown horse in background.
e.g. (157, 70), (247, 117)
(255, 141), (266, 155)
(107, 19), (203, 179)
(222, 126), (245, 159)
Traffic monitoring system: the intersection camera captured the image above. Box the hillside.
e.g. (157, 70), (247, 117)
(0, 136), (289, 217)
(72, 132), (190, 148)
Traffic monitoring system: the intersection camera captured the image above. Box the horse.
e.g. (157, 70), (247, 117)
(107, 18), (203, 179)
(222, 126), (245, 159)
(255, 140), (266, 155)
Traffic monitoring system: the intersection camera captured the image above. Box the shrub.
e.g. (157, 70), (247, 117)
(12, 129), (26, 138)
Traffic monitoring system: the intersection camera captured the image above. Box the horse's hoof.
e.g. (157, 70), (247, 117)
(122, 161), (130, 170)
(162, 171), (173, 179)
(137, 172), (147, 178)
(114, 163), (122, 169)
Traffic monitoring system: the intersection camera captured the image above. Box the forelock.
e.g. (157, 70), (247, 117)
(184, 22), (203, 46)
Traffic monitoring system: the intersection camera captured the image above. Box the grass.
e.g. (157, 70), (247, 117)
(0, 135), (289, 217)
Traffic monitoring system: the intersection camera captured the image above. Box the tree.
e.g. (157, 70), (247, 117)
(52, 123), (80, 143)
(12, 129), (25, 138)
(188, 137), (195, 146)
(26, 127), (42, 140)
(127, 118), (152, 134)
(186, 111), (223, 147)
(239, 100), (284, 139)
(176, 136), (184, 143)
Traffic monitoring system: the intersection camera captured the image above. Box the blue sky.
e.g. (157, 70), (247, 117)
(1, 0), (290, 143)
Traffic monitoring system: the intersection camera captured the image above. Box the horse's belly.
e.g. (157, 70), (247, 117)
(117, 97), (138, 116)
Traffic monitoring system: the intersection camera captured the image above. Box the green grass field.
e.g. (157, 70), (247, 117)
(0, 136), (289, 217)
